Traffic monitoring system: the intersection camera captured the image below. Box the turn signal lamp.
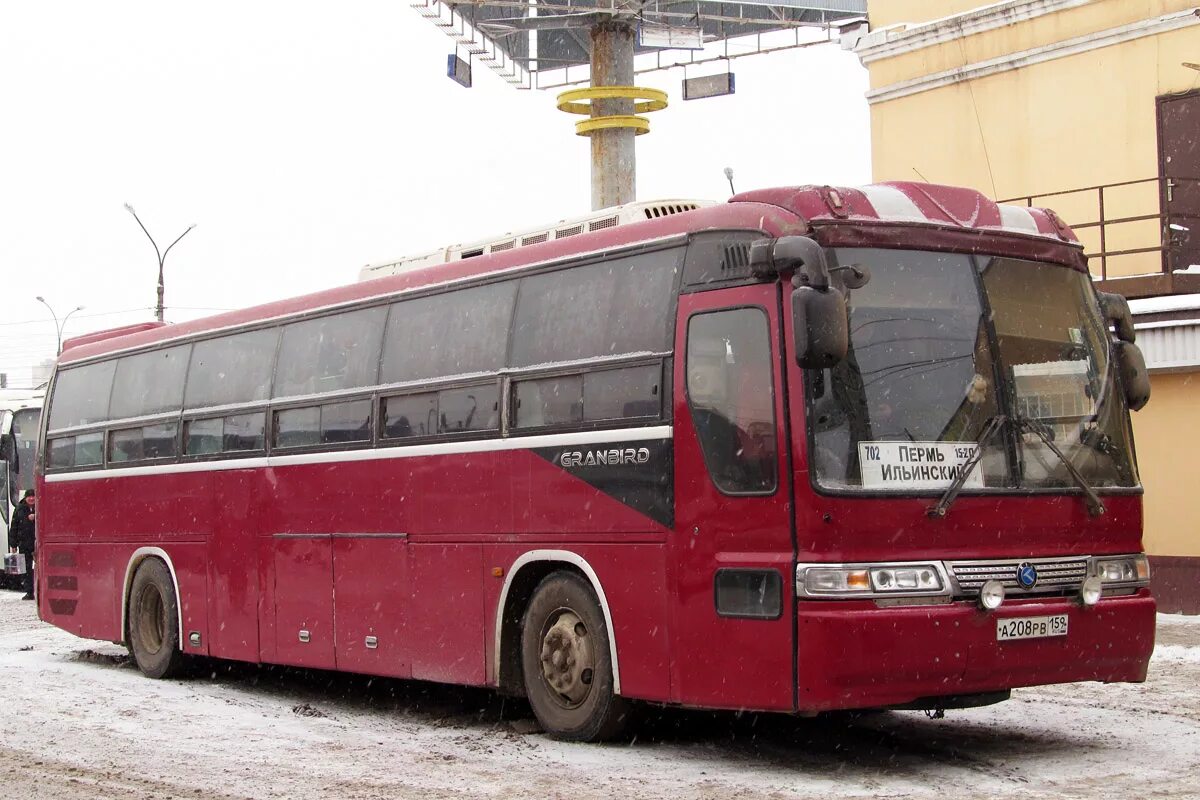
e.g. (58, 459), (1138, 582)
(979, 580), (1005, 611)
(1080, 576), (1103, 607)
(807, 568), (870, 593)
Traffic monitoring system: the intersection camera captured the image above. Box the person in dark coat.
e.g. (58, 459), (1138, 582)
(8, 489), (35, 599)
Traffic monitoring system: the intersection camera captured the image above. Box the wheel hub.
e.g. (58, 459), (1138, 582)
(539, 611), (594, 707)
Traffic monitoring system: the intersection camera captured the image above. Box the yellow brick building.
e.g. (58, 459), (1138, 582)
(843, 0), (1200, 611)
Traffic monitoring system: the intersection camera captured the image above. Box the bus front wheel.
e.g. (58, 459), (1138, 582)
(127, 559), (187, 679)
(520, 571), (630, 741)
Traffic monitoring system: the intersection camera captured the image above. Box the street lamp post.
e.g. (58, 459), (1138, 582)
(124, 204), (196, 323)
(35, 297), (85, 355)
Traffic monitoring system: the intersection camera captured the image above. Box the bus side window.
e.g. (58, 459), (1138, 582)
(514, 376), (583, 429)
(275, 407), (320, 448)
(274, 308), (386, 399)
(185, 418), (223, 455)
(583, 365), (660, 421)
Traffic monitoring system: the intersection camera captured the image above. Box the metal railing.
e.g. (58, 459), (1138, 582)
(1001, 176), (1199, 282)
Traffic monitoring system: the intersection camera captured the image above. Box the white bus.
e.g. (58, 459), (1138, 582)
(1, 387), (44, 535)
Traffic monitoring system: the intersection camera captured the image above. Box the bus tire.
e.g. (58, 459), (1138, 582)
(127, 559), (187, 679)
(520, 571), (630, 741)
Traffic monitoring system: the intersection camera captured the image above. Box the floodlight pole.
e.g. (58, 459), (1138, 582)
(590, 21), (636, 210)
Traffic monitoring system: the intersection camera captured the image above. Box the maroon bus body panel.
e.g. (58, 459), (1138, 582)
(207, 469), (261, 663)
(333, 535), (409, 679)
(272, 535), (336, 670)
(39, 472), (210, 645)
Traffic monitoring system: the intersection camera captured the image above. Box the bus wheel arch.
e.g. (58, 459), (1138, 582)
(121, 548), (187, 678)
(494, 551), (622, 699)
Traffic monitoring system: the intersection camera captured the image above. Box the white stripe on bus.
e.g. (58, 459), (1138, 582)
(44, 425), (674, 483)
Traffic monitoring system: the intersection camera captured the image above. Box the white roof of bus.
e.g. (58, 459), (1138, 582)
(0, 388), (45, 412)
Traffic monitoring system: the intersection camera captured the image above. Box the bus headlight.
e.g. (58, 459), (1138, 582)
(796, 563), (946, 598)
(870, 566), (942, 592)
(1090, 555), (1150, 586)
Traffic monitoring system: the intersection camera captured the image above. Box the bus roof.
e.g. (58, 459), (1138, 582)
(0, 388), (45, 413)
(58, 183), (1081, 366)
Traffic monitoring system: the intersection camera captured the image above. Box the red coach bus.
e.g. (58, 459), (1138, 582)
(37, 183), (1156, 741)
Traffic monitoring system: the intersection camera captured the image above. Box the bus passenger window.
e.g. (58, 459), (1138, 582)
(110, 429), (143, 463)
(185, 419), (223, 455)
(686, 308), (777, 494)
(75, 433), (103, 467)
(185, 329), (278, 410)
(48, 432), (104, 469)
(48, 437), (77, 469)
(438, 386), (498, 433)
(110, 424), (177, 463)
(142, 423), (178, 459)
(583, 365), (660, 421)
(274, 307), (386, 399)
(223, 413), (265, 452)
(382, 282), (516, 383)
(320, 400), (371, 444)
(514, 376), (583, 429)
(384, 393), (437, 438)
(110, 345), (191, 420)
(48, 361), (116, 430)
(275, 407), (320, 448)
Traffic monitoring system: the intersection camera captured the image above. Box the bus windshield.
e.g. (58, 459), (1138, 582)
(807, 248), (1138, 492)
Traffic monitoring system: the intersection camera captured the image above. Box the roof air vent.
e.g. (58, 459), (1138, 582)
(521, 232), (549, 246)
(644, 203), (699, 219)
(588, 216), (619, 232)
(556, 224), (584, 239)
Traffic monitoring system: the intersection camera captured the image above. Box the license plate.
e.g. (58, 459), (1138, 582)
(996, 614), (1068, 641)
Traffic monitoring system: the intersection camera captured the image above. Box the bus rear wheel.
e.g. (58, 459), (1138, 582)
(127, 559), (187, 679)
(520, 571), (630, 741)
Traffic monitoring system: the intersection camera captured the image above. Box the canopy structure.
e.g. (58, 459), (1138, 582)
(412, 0), (867, 209)
(415, 0), (866, 88)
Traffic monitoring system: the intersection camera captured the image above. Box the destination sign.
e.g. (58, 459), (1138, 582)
(858, 441), (984, 490)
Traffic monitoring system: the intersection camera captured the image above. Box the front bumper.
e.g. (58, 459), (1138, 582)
(796, 591), (1156, 712)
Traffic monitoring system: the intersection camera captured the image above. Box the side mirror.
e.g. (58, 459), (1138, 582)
(792, 286), (849, 369)
(0, 471), (8, 526)
(0, 432), (13, 464)
(1098, 291), (1136, 343)
(1113, 340), (1150, 411)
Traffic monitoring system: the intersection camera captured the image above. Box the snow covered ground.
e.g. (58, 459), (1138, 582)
(2, 591), (1199, 800)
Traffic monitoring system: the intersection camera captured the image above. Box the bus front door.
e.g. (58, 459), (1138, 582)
(670, 284), (796, 711)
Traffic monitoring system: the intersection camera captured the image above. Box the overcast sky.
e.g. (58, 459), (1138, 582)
(0, 1), (870, 388)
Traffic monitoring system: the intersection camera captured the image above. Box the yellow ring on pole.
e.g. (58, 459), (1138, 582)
(557, 86), (667, 136)
(556, 86), (669, 115)
(574, 115), (651, 136)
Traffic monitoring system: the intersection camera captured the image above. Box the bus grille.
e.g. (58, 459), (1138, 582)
(947, 557), (1090, 597)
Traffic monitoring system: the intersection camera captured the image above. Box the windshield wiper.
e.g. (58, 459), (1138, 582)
(1015, 417), (1106, 517)
(927, 414), (1007, 519)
